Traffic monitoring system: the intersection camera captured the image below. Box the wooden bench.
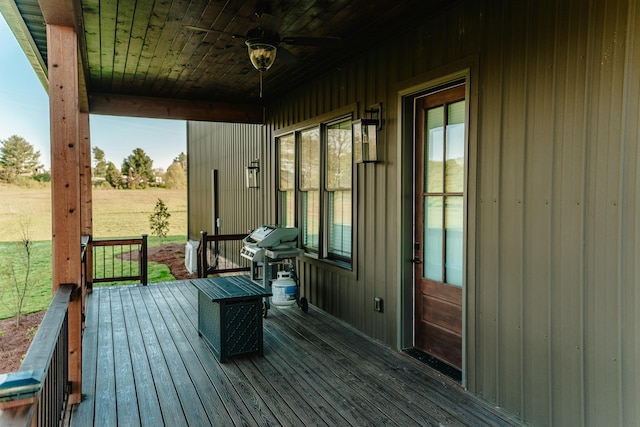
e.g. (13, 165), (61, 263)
(190, 276), (271, 362)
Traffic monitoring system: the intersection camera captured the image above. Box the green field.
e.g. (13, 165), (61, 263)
(0, 184), (187, 319)
(0, 183), (187, 241)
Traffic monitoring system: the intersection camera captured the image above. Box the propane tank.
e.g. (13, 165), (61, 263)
(271, 271), (297, 308)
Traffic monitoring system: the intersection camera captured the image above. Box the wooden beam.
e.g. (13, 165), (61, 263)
(89, 93), (264, 124)
(79, 112), (92, 317)
(38, 0), (90, 112)
(79, 113), (92, 237)
(47, 23), (82, 404)
(38, 0), (76, 27)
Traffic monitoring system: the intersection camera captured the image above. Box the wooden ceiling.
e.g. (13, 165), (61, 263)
(3, 0), (448, 122)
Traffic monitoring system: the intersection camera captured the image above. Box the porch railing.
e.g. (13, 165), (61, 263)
(90, 234), (148, 287)
(197, 231), (250, 277)
(0, 285), (73, 427)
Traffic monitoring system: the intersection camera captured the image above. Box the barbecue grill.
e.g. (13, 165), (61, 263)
(240, 225), (307, 316)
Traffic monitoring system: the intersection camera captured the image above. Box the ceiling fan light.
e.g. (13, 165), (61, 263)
(246, 39), (277, 71)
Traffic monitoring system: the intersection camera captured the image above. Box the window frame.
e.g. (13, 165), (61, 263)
(275, 110), (355, 270)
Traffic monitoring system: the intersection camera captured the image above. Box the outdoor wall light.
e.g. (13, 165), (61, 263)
(354, 103), (382, 163)
(245, 159), (260, 188)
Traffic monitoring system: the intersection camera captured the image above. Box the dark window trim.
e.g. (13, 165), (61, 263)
(274, 105), (357, 272)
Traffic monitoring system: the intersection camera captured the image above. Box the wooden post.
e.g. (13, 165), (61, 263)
(80, 113), (92, 305)
(199, 231), (208, 278)
(141, 234), (148, 286)
(47, 24), (82, 404)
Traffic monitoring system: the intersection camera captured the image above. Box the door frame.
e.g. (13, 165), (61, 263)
(396, 63), (478, 388)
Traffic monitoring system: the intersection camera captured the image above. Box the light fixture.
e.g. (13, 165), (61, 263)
(245, 39), (278, 72)
(246, 36), (278, 98)
(245, 159), (260, 188)
(354, 103), (382, 163)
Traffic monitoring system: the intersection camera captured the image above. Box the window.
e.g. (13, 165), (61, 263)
(276, 117), (353, 266)
(278, 134), (295, 227)
(326, 120), (352, 260)
(300, 128), (320, 251)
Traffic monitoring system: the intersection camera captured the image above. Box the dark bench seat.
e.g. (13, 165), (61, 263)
(190, 276), (272, 362)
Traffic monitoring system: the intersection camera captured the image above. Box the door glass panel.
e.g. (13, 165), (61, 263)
(446, 101), (465, 193)
(424, 196), (443, 281)
(425, 106), (444, 193)
(445, 196), (463, 287)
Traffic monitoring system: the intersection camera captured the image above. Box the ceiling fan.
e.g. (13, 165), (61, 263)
(184, 0), (341, 98)
(184, 26), (340, 71)
(184, 2), (340, 96)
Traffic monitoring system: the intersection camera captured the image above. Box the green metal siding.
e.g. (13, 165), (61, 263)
(187, 0), (640, 425)
(187, 122), (265, 240)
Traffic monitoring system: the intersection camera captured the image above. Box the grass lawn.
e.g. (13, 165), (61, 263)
(0, 184), (187, 320)
(0, 183), (187, 241)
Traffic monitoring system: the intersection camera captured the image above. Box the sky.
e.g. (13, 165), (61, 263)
(0, 14), (186, 171)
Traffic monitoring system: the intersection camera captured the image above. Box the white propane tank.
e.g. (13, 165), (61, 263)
(271, 271), (297, 308)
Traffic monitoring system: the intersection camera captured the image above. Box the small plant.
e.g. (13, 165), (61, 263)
(0, 217), (34, 326)
(0, 330), (4, 339)
(149, 198), (171, 244)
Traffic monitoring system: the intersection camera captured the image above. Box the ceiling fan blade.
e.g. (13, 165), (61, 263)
(277, 46), (298, 65)
(280, 36), (341, 47)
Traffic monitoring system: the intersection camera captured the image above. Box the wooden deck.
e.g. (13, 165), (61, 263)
(67, 281), (521, 427)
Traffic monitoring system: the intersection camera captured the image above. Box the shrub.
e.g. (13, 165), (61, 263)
(149, 198), (171, 243)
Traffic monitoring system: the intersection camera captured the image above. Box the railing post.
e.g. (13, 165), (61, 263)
(198, 231), (208, 278)
(141, 234), (148, 286)
(83, 236), (93, 294)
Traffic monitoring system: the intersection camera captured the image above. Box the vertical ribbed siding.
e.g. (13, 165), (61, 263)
(187, 122), (264, 239)
(187, 0), (640, 425)
(475, 0), (638, 425)
(263, 0), (477, 349)
(621, 3), (640, 427)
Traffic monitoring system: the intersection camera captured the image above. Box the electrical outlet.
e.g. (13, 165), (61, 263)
(374, 297), (383, 312)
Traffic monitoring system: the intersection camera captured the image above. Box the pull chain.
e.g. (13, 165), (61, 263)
(260, 71), (263, 98)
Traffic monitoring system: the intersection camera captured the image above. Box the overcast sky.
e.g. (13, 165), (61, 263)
(0, 13), (186, 171)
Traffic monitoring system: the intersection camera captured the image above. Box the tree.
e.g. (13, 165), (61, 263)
(93, 146), (108, 178)
(149, 198), (171, 243)
(0, 135), (42, 183)
(105, 161), (122, 188)
(122, 148), (154, 188)
(0, 218), (34, 326)
(164, 162), (187, 189)
(174, 152), (187, 171)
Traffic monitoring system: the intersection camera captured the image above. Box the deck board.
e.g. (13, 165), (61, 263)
(120, 288), (164, 427)
(69, 281), (522, 427)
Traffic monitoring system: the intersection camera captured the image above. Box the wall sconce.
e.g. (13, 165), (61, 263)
(245, 159), (259, 188)
(354, 103), (382, 163)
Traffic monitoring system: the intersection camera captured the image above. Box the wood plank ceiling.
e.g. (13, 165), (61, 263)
(6, 0), (448, 121)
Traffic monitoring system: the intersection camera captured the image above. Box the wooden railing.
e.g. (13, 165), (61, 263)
(0, 285), (73, 427)
(197, 232), (250, 277)
(90, 234), (148, 287)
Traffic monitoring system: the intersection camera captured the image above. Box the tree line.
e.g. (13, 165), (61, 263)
(0, 134), (186, 189)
